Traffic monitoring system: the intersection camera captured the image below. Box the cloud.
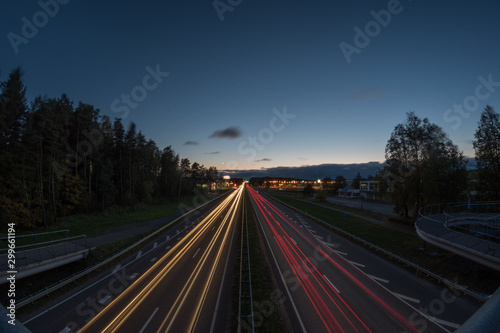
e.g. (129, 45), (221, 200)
(209, 126), (242, 139)
(349, 88), (384, 101)
(183, 140), (198, 145)
(256, 158), (272, 162)
(205, 151), (220, 155)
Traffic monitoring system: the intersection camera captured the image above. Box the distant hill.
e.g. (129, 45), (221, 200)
(224, 162), (385, 180)
(224, 157), (477, 180)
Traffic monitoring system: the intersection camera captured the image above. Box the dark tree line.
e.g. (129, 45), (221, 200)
(0, 68), (217, 229)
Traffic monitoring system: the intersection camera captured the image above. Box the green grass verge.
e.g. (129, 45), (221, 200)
(5, 194), (218, 240)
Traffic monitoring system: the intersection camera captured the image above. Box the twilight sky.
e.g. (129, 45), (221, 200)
(2, 0), (500, 174)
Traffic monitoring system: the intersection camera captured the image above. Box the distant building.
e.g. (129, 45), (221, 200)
(338, 180), (384, 200)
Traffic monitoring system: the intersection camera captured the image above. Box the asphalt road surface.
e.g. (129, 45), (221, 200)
(248, 186), (479, 333)
(23, 187), (244, 333)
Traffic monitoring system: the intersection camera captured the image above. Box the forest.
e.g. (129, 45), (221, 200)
(0, 67), (218, 229)
(1, 66), (500, 229)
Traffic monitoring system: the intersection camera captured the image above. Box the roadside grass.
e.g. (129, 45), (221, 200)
(271, 194), (500, 296)
(4, 194), (218, 241)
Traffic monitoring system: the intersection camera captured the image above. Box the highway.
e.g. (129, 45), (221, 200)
(247, 186), (479, 333)
(79, 186), (244, 332)
(23, 186), (244, 333)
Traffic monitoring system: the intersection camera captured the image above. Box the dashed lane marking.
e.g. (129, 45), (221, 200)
(99, 295), (111, 304)
(368, 275), (389, 284)
(347, 260), (365, 268)
(323, 275), (340, 294)
(394, 292), (420, 304)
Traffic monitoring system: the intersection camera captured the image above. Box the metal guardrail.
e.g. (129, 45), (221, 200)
(238, 193), (254, 333)
(16, 193), (225, 309)
(270, 195), (490, 303)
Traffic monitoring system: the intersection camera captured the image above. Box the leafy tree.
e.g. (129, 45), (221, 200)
(303, 183), (314, 197)
(384, 112), (467, 217)
(333, 175), (347, 194)
(473, 105), (500, 200)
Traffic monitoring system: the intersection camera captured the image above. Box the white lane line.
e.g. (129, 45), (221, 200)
(166, 235), (170, 241)
(368, 275), (389, 284)
(139, 307), (159, 333)
(153, 242), (158, 249)
(112, 264), (121, 274)
(136, 251), (142, 259)
(59, 327), (71, 333)
(394, 293), (420, 304)
(314, 235), (323, 240)
(290, 238), (297, 245)
(429, 316), (460, 329)
(333, 250), (348, 256)
(129, 273), (138, 279)
(323, 275), (340, 294)
(166, 245), (171, 250)
(325, 242), (341, 248)
(347, 260), (365, 267)
(150, 257), (157, 262)
(176, 229), (180, 234)
(308, 229), (317, 233)
(99, 295), (111, 304)
(193, 248), (201, 258)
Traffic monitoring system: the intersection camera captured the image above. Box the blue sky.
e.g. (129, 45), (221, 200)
(2, 0), (500, 173)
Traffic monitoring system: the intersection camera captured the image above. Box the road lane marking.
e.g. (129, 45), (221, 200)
(150, 257), (157, 262)
(193, 248), (201, 258)
(333, 249), (348, 256)
(166, 245), (171, 250)
(314, 235), (323, 240)
(59, 327), (71, 333)
(308, 229), (317, 233)
(112, 265), (121, 274)
(99, 295), (111, 304)
(129, 273), (138, 279)
(323, 275), (340, 294)
(368, 275), (389, 284)
(347, 260), (365, 267)
(153, 242), (158, 249)
(290, 237), (297, 244)
(429, 317), (460, 329)
(394, 292), (420, 304)
(136, 251), (142, 259)
(139, 307), (159, 333)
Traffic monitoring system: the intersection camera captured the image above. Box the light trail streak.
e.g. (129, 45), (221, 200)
(247, 186), (420, 333)
(80, 187), (244, 333)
